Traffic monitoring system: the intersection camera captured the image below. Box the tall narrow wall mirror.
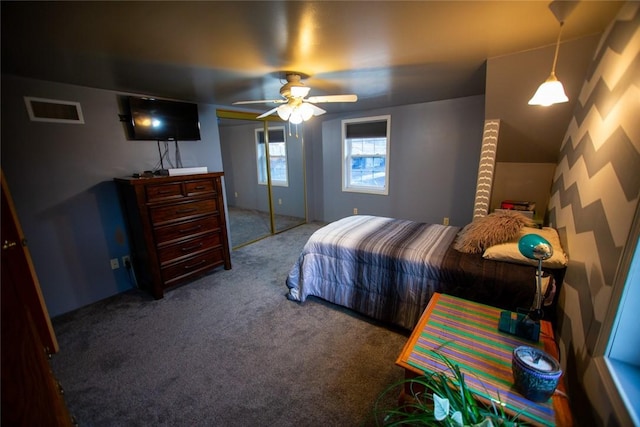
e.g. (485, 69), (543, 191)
(217, 110), (307, 249)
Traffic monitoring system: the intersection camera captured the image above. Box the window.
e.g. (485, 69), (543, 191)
(256, 127), (288, 186)
(342, 115), (390, 195)
(593, 205), (640, 426)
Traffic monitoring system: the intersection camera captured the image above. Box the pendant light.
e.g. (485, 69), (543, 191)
(528, 1), (578, 106)
(528, 20), (568, 106)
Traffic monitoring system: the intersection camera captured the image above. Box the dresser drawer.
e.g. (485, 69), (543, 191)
(161, 247), (226, 286)
(150, 199), (218, 226)
(185, 179), (216, 196)
(145, 182), (183, 202)
(154, 215), (220, 246)
(158, 233), (223, 266)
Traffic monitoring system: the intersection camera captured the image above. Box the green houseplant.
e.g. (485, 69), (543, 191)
(372, 351), (524, 427)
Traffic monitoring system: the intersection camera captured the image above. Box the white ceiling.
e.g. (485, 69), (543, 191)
(1, 1), (624, 161)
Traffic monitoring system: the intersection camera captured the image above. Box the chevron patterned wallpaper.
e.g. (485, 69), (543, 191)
(473, 119), (500, 219)
(547, 2), (639, 425)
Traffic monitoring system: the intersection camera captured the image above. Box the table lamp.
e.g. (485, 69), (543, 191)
(498, 233), (553, 342)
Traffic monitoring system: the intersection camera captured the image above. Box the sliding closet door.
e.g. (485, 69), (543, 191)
(267, 125), (307, 233)
(218, 110), (307, 249)
(218, 117), (271, 248)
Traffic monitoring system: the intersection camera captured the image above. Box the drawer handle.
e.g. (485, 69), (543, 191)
(176, 208), (198, 214)
(157, 190), (173, 195)
(184, 259), (206, 270)
(179, 225), (202, 234)
(193, 185), (206, 190)
(182, 242), (203, 252)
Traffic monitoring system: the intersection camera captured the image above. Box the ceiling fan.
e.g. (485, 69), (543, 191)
(232, 73), (357, 123)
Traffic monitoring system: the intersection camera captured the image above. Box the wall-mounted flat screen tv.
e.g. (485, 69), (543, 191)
(126, 96), (201, 141)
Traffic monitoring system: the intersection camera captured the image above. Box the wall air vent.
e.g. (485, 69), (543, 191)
(24, 96), (85, 124)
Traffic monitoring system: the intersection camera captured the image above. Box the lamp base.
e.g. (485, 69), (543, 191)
(498, 311), (540, 342)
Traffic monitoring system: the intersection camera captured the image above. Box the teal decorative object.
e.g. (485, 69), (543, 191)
(498, 233), (554, 341)
(512, 346), (562, 402)
(518, 234), (553, 261)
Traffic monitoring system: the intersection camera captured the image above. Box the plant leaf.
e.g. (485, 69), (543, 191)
(451, 411), (463, 426)
(472, 418), (495, 427)
(433, 394), (450, 421)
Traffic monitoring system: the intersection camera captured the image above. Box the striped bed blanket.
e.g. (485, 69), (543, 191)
(286, 215), (556, 330)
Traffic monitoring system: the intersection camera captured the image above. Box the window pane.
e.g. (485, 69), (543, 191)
(257, 143), (266, 179)
(269, 142), (286, 156)
(256, 128), (288, 186)
(347, 137), (387, 188)
(270, 156), (287, 182)
(350, 155), (386, 187)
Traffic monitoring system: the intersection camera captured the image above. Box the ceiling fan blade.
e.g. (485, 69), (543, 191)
(256, 106), (279, 119)
(305, 102), (327, 116)
(233, 99), (286, 105)
(306, 94), (358, 103)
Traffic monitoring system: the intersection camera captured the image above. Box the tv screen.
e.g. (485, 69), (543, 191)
(126, 97), (201, 141)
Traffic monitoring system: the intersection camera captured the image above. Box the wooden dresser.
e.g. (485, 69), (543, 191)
(115, 172), (231, 298)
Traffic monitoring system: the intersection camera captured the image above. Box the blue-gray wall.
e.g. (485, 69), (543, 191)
(1, 74), (224, 317)
(318, 96), (485, 226)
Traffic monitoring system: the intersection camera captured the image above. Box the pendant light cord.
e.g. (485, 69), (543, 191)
(550, 21), (564, 75)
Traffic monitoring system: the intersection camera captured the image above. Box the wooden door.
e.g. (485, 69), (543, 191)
(1, 170), (57, 352)
(1, 171), (73, 425)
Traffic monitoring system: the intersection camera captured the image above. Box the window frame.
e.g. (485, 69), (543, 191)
(341, 115), (391, 195)
(594, 202), (640, 426)
(255, 126), (288, 187)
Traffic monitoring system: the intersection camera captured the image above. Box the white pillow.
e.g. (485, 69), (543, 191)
(482, 227), (568, 268)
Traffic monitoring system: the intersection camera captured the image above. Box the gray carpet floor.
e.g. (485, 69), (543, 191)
(51, 222), (409, 426)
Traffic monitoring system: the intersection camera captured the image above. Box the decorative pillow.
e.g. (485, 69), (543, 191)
(483, 226), (568, 268)
(453, 211), (535, 254)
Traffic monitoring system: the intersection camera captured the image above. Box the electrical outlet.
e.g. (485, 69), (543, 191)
(110, 258), (120, 270)
(234, 191), (238, 198)
(353, 208), (358, 215)
(122, 255), (131, 269)
(443, 217), (450, 226)
(278, 198), (282, 205)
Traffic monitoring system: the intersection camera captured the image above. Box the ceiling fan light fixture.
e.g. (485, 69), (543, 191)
(528, 72), (568, 106)
(235, 72), (356, 122)
(277, 104), (292, 121)
(290, 85), (310, 98)
(289, 109), (304, 124)
(276, 102), (314, 124)
(298, 103), (314, 121)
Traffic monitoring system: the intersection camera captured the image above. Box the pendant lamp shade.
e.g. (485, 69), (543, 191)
(528, 72), (569, 106)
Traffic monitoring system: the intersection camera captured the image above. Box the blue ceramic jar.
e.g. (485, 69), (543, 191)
(512, 346), (563, 402)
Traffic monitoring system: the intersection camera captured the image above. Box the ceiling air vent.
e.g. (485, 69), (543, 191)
(24, 96), (84, 124)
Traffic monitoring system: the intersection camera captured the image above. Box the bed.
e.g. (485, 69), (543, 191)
(286, 215), (565, 330)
